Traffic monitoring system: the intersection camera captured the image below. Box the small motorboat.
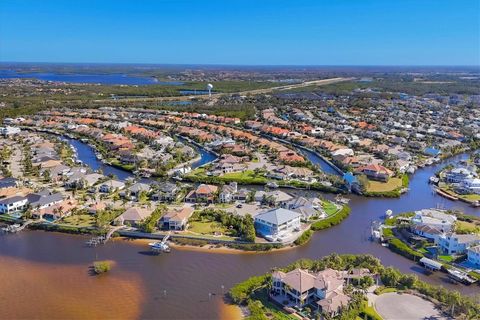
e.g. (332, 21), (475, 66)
(266, 182), (279, 189)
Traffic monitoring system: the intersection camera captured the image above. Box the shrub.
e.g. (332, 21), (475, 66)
(310, 205), (350, 231)
(388, 238), (423, 260)
(229, 274), (270, 304)
(294, 229), (313, 245)
(93, 260), (111, 274)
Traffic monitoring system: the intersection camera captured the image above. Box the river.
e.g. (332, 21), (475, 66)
(0, 140), (478, 319)
(0, 70), (184, 86)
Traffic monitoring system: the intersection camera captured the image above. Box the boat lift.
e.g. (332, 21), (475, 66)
(149, 233), (171, 253)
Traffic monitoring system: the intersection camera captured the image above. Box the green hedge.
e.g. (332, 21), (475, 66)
(388, 238), (423, 260)
(382, 228), (394, 238)
(310, 205), (351, 231)
(294, 229), (313, 245)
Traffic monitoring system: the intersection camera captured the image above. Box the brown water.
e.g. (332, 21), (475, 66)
(0, 151), (478, 319)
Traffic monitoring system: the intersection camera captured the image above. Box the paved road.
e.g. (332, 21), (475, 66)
(10, 145), (23, 178)
(94, 77), (354, 104)
(375, 292), (450, 320)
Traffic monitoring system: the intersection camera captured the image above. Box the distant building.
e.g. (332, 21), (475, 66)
(0, 126), (21, 136)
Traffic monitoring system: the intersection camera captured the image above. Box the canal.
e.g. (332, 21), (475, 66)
(0, 140), (478, 319)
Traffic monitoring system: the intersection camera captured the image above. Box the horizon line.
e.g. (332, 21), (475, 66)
(1, 61), (479, 69)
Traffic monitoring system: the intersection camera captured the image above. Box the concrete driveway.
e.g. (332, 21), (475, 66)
(375, 292), (450, 320)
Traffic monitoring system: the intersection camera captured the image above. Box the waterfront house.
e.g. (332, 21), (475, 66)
(34, 199), (78, 220)
(254, 208), (301, 239)
(438, 233), (480, 255)
(467, 245), (480, 267)
(185, 184), (218, 203)
(411, 209), (456, 234)
(444, 168), (477, 184)
(271, 268), (350, 317)
(99, 180), (125, 193)
(114, 206), (154, 227)
(0, 195), (28, 214)
(355, 164), (393, 182)
(255, 190), (293, 207)
(460, 178), (480, 194)
(411, 224), (443, 242)
(27, 190), (64, 211)
(286, 196), (325, 220)
(159, 206), (194, 230)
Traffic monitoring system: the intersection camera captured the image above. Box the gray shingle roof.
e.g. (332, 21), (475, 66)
(255, 208), (301, 225)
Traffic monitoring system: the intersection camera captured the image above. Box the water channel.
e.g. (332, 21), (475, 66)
(0, 139), (478, 319)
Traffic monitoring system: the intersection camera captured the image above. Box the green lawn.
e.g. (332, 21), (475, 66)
(366, 178), (403, 193)
(220, 170), (267, 183)
(188, 220), (228, 235)
(438, 184), (480, 202)
(360, 301), (383, 320)
(322, 201), (340, 216)
(455, 220), (480, 234)
(374, 287), (398, 295)
(458, 194), (480, 201)
(58, 214), (96, 227)
(438, 255), (453, 262)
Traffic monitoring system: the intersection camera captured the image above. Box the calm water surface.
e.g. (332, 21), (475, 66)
(0, 70), (184, 86)
(0, 143), (478, 319)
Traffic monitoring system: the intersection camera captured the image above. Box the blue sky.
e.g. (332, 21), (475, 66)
(1, 0), (479, 65)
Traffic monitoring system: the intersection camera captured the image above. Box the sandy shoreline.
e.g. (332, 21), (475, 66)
(116, 237), (297, 255)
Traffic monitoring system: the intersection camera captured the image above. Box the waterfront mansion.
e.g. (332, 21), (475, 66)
(254, 208), (301, 241)
(271, 268), (350, 316)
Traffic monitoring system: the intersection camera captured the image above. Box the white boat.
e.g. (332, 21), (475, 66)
(447, 268), (477, 285)
(149, 233), (171, 253)
(335, 195), (350, 204)
(149, 241), (171, 253)
(266, 182), (279, 189)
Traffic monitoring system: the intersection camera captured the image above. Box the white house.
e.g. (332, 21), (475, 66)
(411, 209), (456, 233)
(467, 245), (480, 267)
(438, 233), (480, 255)
(0, 126), (21, 136)
(461, 178), (480, 194)
(444, 168), (477, 184)
(0, 195), (28, 214)
(99, 180), (126, 193)
(254, 208), (301, 239)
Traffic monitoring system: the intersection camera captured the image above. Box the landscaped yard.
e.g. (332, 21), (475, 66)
(188, 220), (229, 236)
(438, 255), (453, 262)
(456, 220), (480, 234)
(438, 183), (480, 202)
(322, 201), (340, 216)
(366, 177), (402, 193)
(220, 170), (267, 184)
(458, 193), (480, 202)
(58, 214), (96, 227)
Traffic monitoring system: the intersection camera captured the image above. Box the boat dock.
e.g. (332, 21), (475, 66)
(1, 220), (34, 234)
(419, 257), (442, 271)
(85, 226), (124, 247)
(447, 268), (477, 285)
